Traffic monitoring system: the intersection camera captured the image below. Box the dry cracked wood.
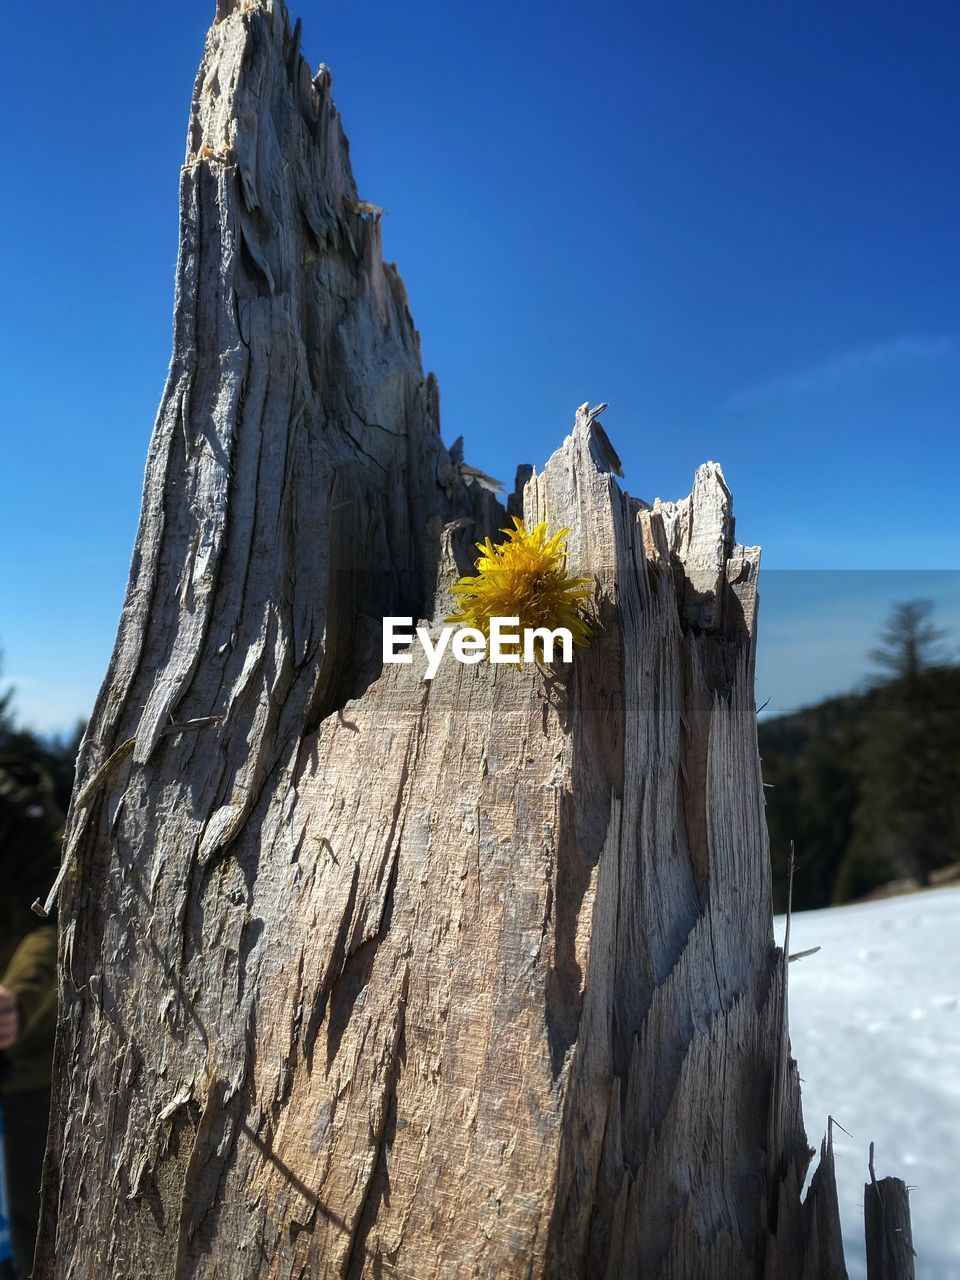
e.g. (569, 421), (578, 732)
(38, 2), (852, 1277)
(864, 1147), (916, 1280)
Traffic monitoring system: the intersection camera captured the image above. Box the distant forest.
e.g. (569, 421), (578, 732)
(0, 664), (82, 817)
(2, 599), (958, 914)
(761, 599), (960, 910)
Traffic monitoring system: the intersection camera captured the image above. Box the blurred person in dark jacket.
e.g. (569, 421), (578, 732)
(0, 757), (62, 1276)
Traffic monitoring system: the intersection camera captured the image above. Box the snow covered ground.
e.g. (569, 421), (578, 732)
(776, 887), (960, 1279)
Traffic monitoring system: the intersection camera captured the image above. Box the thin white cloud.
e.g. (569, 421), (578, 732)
(726, 333), (957, 411)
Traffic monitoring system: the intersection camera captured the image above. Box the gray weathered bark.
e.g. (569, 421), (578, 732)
(865, 1148), (916, 1280)
(38, 2), (862, 1277)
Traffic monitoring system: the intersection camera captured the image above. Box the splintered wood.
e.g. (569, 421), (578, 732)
(38, 2), (859, 1277)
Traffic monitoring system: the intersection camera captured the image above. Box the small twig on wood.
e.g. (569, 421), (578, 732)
(829, 1115), (854, 1140)
(32, 716), (222, 918)
(788, 945), (821, 962)
(783, 841), (795, 970)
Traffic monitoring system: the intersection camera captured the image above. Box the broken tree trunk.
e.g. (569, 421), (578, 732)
(37, 3), (857, 1277)
(864, 1146), (916, 1280)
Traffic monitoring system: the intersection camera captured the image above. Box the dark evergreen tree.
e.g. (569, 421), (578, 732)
(869, 598), (948, 685)
(761, 600), (959, 907)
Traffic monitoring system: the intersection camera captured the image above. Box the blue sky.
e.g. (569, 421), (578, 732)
(1, 1), (958, 733)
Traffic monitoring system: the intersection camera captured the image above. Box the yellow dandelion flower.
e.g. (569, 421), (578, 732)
(446, 517), (593, 658)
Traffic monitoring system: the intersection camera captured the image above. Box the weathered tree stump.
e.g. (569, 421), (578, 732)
(864, 1145), (916, 1280)
(37, 3), (867, 1277)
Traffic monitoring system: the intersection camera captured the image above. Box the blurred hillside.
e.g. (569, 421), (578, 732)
(761, 600), (960, 910)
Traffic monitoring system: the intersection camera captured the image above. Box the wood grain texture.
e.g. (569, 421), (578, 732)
(865, 1173), (916, 1280)
(37, 3), (855, 1277)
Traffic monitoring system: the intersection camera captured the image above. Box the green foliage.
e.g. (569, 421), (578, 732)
(845, 664), (960, 890)
(0, 721), (84, 816)
(0, 648), (84, 813)
(761, 600), (959, 909)
(761, 695), (871, 911)
(830, 835), (895, 905)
